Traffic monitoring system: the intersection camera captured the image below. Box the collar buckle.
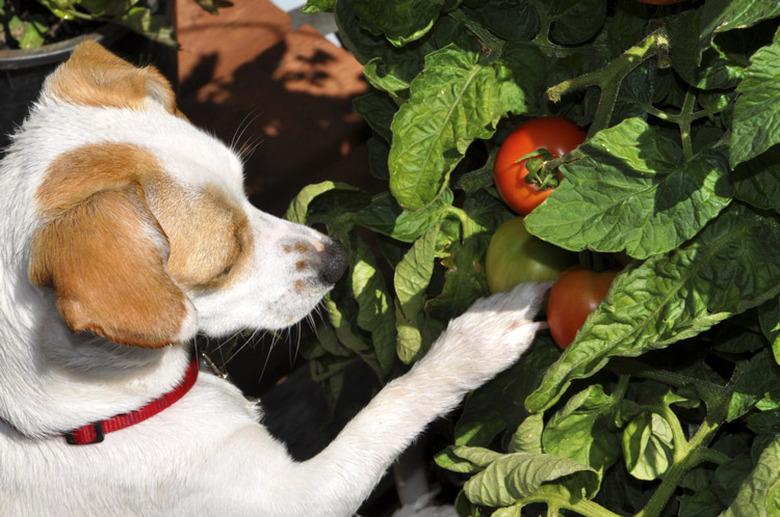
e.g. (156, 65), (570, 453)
(65, 421), (104, 445)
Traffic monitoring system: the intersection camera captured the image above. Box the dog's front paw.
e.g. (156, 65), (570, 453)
(425, 281), (550, 391)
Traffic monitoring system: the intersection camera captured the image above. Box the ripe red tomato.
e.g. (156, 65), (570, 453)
(493, 117), (586, 215)
(547, 267), (619, 349)
(485, 217), (577, 294)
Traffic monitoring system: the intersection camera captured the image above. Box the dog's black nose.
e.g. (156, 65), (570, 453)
(320, 240), (348, 284)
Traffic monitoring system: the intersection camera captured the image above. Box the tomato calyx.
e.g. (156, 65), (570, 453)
(517, 148), (560, 191)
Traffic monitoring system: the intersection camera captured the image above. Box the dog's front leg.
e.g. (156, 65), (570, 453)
(287, 282), (549, 516)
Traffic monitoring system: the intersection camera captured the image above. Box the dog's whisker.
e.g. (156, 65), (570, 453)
(230, 107), (262, 151)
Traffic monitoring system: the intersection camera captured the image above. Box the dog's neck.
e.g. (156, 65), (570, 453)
(0, 291), (192, 439)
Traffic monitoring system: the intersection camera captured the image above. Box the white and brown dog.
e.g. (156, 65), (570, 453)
(0, 42), (546, 516)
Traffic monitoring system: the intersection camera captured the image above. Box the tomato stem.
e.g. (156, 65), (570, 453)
(547, 27), (670, 138)
(449, 9), (504, 57)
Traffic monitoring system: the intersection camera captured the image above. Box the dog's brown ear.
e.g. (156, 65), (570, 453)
(44, 40), (181, 116)
(29, 144), (197, 348)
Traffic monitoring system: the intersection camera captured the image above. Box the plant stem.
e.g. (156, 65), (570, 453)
(547, 27), (670, 138)
(634, 418), (722, 517)
(678, 90), (697, 161)
(521, 493), (622, 517)
(446, 206), (479, 242)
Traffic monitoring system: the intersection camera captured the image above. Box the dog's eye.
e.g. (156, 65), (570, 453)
(147, 184), (252, 291)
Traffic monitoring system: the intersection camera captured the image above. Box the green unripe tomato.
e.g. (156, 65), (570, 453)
(485, 217), (577, 294)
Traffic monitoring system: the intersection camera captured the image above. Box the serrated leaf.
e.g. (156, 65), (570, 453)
(525, 118), (732, 259)
(730, 27), (780, 167)
(463, 452), (599, 507)
(719, 435), (780, 517)
(388, 45), (525, 211)
(527, 205), (780, 413)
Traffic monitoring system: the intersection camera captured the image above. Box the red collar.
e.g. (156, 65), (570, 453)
(64, 350), (200, 445)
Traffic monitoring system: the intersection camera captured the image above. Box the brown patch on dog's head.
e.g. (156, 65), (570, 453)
(146, 183), (253, 291)
(44, 41), (184, 117)
(28, 143), (200, 347)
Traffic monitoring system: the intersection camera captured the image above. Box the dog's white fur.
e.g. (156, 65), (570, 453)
(0, 42), (547, 516)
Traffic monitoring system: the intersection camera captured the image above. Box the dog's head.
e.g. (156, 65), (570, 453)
(7, 41), (346, 349)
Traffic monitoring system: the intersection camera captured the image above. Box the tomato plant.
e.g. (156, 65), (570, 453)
(493, 117), (586, 215)
(485, 217), (576, 294)
(547, 267), (619, 348)
(291, 1), (780, 516)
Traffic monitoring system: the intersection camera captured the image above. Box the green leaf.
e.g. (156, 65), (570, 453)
(322, 294), (375, 360)
(732, 148), (780, 214)
(460, 1), (539, 42)
(680, 488), (724, 517)
(547, 0), (607, 46)
(353, 189), (454, 243)
(349, 0), (446, 46)
(499, 41), (549, 115)
(351, 238), (397, 379)
(527, 205), (780, 413)
(719, 435), (780, 517)
(463, 452), (599, 507)
(435, 446), (504, 475)
(394, 225), (440, 363)
(426, 193), (499, 321)
(713, 456), (756, 510)
(669, 0), (780, 87)
(508, 414), (544, 454)
(286, 181), (363, 225)
(302, 0), (335, 13)
(7, 15), (46, 49)
(728, 349), (780, 422)
(542, 384), (621, 472)
(353, 92), (397, 143)
(621, 412), (674, 481)
(525, 118), (733, 259)
(388, 45), (525, 211)
(730, 27), (780, 167)
(117, 8), (177, 47)
(758, 297), (780, 365)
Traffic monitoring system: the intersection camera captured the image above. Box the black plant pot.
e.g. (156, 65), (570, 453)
(0, 4), (178, 155)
